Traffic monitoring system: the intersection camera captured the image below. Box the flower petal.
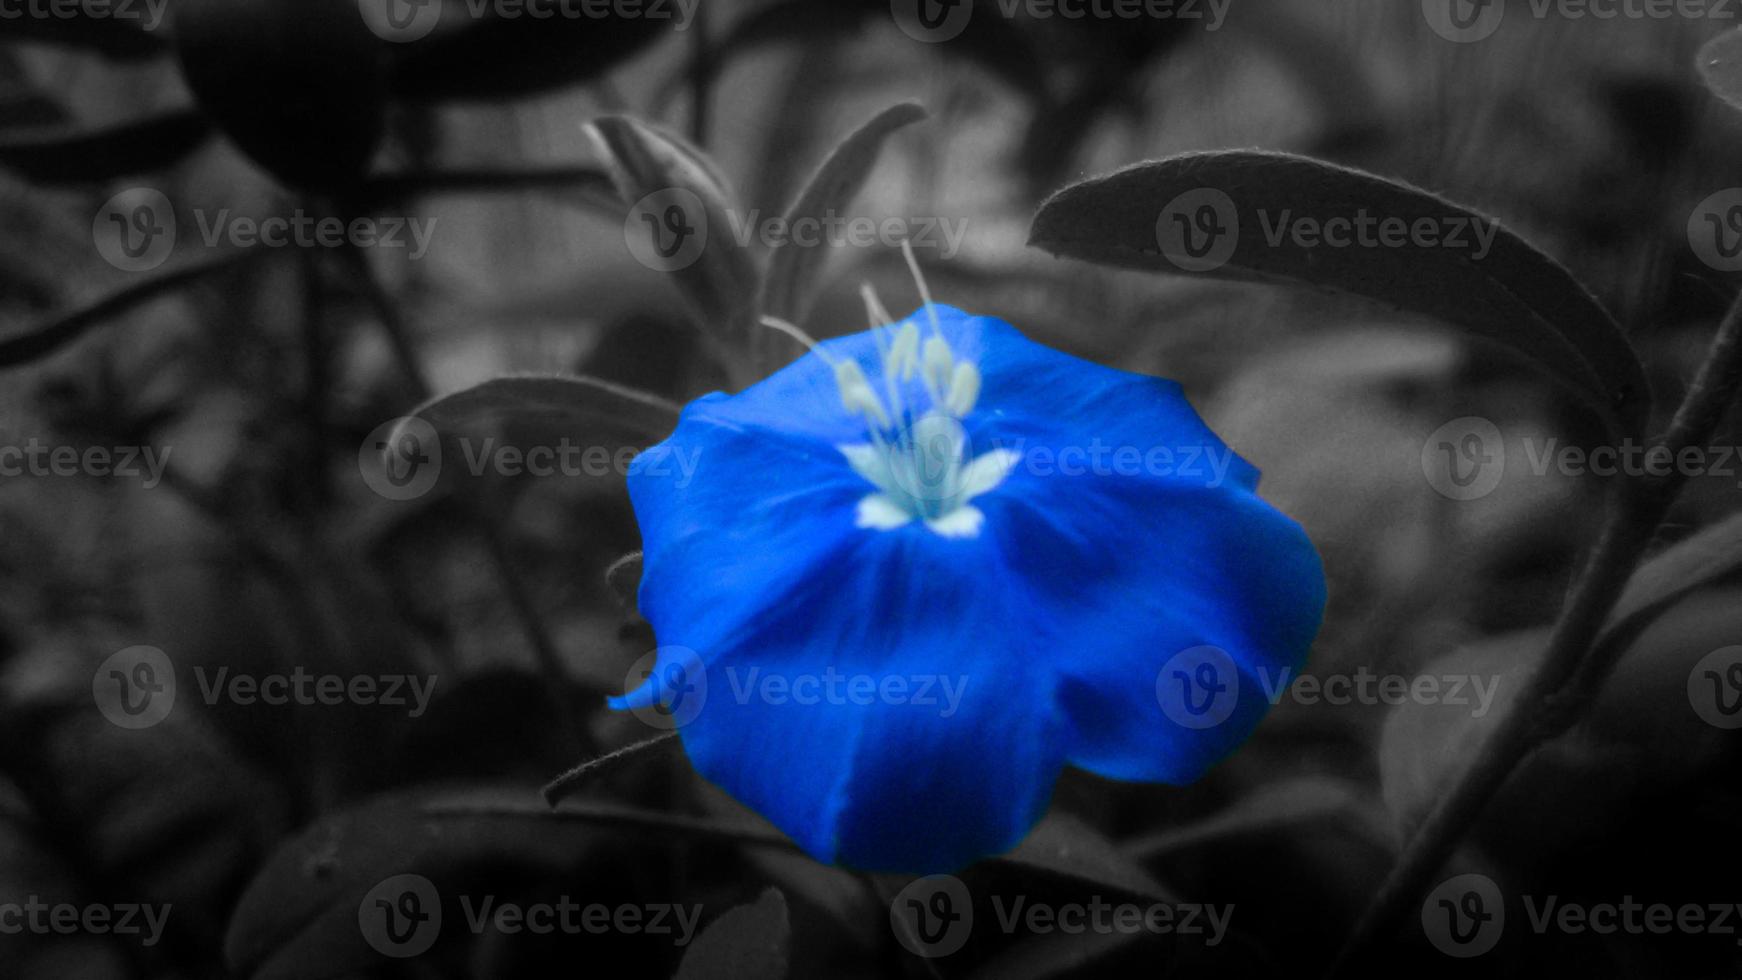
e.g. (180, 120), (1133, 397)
(981, 471), (1325, 784)
(673, 530), (1068, 872)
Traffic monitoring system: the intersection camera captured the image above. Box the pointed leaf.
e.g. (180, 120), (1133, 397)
(378, 375), (681, 501)
(759, 102), (927, 328)
(672, 888), (790, 980)
(1601, 510), (1742, 648)
(1029, 151), (1649, 433)
(587, 116), (761, 367)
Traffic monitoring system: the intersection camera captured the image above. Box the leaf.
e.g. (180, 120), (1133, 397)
(759, 102), (927, 328)
(1698, 28), (1742, 112)
(174, 0), (386, 190)
(0, 251), (259, 369)
(1028, 150), (1650, 434)
(224, 788), (626, 980)
(1001, 813), (1175, 905)
(374, 374), (679, 514)
(376, 375), (678, 507)
(1125, 777), (1379, 860)
(0, 110), (212, 183)
(671, 888), (790, 980)
(1599, 511), (1742, 652)
(387, 6), (668, 103)
(586, 115), (762, 366)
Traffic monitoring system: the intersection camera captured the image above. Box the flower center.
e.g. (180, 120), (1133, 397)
(831, 312), (1019, 539)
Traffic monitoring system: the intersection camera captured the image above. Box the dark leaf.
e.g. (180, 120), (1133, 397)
(173, 0), (386, 191)
(1028, 151), (1650, 433)
(387, 3), (670, 103)
(224, 788), (624, 980)
(671, 888), (790, 980)
(1002, 813), (1175, 905)
(0, 110), (212, 183)
(759, 102), (927, 328)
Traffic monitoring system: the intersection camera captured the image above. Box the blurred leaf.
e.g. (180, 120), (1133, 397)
(682, 0), (1048, 108)
(671, 888), (789, 980)
(1126, 777), (1381, 860)
(0, 4), (166, 59)
(1599, 510), (1742, 651)
(0, 659), (288, 962)
(1697, 28), (1742, 112)
(174, 0), (385, 191)
(1376, 630), (1543, 832)
(586, 115), (761, 368)
(0, 110), (213, 184)
(224, 788), (621, 980)
(387, 2), (668, 103)
(759, 102), (926, 329)
(1028, 151), (1651, 434)
(0, 250), (259, 369)
(1002, 813), (1174, 905)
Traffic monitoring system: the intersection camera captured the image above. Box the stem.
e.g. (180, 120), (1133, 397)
(1331, 291), (1742, 974)
(542, 731), (680, 807)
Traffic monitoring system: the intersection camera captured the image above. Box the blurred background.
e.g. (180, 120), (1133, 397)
(1, 0), (1741, 976)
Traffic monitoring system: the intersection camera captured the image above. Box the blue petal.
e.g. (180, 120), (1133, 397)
(619, 304), (1324, 870)
(981, 471), (1325, 783)
(672, 530), (1067, 872)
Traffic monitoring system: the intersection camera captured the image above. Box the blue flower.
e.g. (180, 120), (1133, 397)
(611, 304), (1325, 873)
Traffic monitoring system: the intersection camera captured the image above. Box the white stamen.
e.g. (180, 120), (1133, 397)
(945, 362), (981, 417)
